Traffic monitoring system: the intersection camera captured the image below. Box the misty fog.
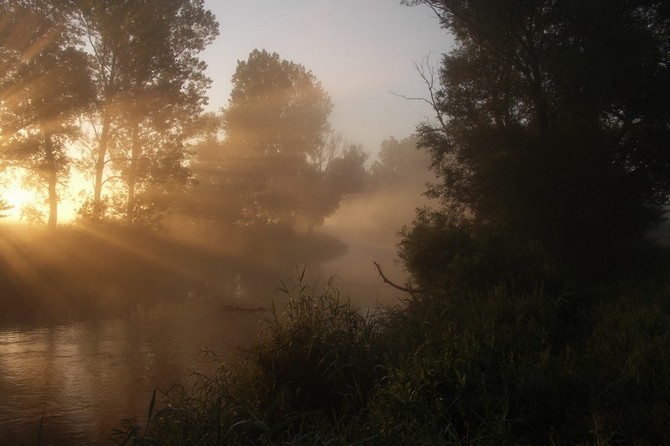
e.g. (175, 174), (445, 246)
(3, 0), (670, 443)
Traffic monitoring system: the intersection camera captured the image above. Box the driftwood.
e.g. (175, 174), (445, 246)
(373, 261), (419, 298)
(219, 303), (266, 313)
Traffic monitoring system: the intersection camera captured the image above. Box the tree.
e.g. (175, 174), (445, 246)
(304, 140), (369, 230)
(75, 0), (218, 224)
(222, 49), (335, 227)
(370, 135), (431, 188)
(0, 0), (93, 228)
(401, 0), (670, 270)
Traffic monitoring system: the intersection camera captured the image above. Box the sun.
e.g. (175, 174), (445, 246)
(2, 183), (35, 219)
(0, 166), (80, 224)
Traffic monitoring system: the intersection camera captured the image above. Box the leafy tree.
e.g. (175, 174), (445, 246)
(221, 49), (365, 229)
(74, 0), (218, 224)
(401, 0), (670, 272)
(370, 135), (431, 188)
(171, 113), (246, 230)
(189, 119), (369, 232)
(0, 0), (93, 228)
(304, 140), (369, 230)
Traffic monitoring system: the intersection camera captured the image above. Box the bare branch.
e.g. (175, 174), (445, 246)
(391, 54), (448, 131)
(389, 90), (433, 107)
(373, 261), (419, 298)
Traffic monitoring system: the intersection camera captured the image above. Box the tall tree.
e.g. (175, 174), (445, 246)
(75, 0), (218, 223)
(401, 0), (670, 268)
(222, 49), (334, 227)
(0, 0), (93, 227)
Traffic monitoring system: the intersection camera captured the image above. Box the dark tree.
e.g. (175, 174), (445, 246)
(402, 0), (670, 268)
(306, 141), (369, 230)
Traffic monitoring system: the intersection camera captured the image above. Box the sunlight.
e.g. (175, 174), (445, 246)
(0, 167), (83, 224)
(2, 181), (34, 219)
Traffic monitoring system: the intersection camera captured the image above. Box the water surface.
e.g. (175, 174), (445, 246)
(0, 299), (263, 445)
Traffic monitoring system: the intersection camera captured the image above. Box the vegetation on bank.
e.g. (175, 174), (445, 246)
(112, 244), (670, 445)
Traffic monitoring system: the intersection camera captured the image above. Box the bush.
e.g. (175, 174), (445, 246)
(113, 272), (386, 445)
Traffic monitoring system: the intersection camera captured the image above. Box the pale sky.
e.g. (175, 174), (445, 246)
(201, 0), (453, 155)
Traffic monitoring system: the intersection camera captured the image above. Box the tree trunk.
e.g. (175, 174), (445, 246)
(126, 121), (140, 224)
(44, 134), (58, 229)
(93, 110), (112, 220)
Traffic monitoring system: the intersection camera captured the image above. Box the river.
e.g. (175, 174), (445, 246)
(0, 299), (265, 445)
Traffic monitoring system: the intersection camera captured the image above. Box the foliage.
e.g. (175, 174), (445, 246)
(75, 0), (219, 224)
(401, 0), (670, 268)
(108, 253), (670, 445)
(112, 273), (386, 445)
(219, 49), (369, 229)
(0, 197), (11, 218)
(398, 206), (569, 299)
(370, 135), (431, 188)
(0, 0), (94, 227)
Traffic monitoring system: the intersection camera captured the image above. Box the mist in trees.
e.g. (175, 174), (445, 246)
(182, 50), (370, 237)
(0, 0), (430, 318)
(75, 0), (218, 224)
(0, 0), (93, 227)
(1, 1), (670, 443)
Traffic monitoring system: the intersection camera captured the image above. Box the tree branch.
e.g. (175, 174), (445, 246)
(373, 261), (419, 297)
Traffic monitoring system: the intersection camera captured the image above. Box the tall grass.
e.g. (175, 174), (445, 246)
(112, 271), (386, 445)
(113, 259), (670, 445)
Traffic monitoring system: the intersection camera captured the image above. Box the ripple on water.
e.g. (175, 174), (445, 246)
(0, 299), (262, 444)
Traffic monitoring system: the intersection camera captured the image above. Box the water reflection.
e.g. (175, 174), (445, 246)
(0, 300), (262, 445)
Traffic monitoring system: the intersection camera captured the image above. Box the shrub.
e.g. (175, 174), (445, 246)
(113, 272), (386, 445)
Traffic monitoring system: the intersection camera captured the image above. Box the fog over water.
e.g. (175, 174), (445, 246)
(0, 1), (447, 442)
(1, 0), (667, 443)
(320, 179), (434, 307)
(0, 133), (436, 443)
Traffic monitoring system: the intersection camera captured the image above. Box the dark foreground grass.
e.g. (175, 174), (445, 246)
(113, 261), (670, 445)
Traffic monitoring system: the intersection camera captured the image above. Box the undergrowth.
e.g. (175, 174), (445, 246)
(113, 259), (670, 445)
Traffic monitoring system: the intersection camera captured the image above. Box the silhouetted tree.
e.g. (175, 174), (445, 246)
(0, 198), (10, 218)
(74, 0), (218, 224)
(401, 0), (670, 271)
(0, 0), (93, 227)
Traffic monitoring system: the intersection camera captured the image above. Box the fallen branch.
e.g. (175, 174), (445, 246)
(373, 261), (419, 297)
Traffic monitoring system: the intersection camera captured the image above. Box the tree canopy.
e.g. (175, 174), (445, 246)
(75, 0), (218, 224)
(0, 0), (93, 227)
(401, 0), (670, 271)
(216, 49), (366, 229)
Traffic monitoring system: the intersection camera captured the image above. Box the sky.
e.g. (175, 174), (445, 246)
(201, 0), (454, 155)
